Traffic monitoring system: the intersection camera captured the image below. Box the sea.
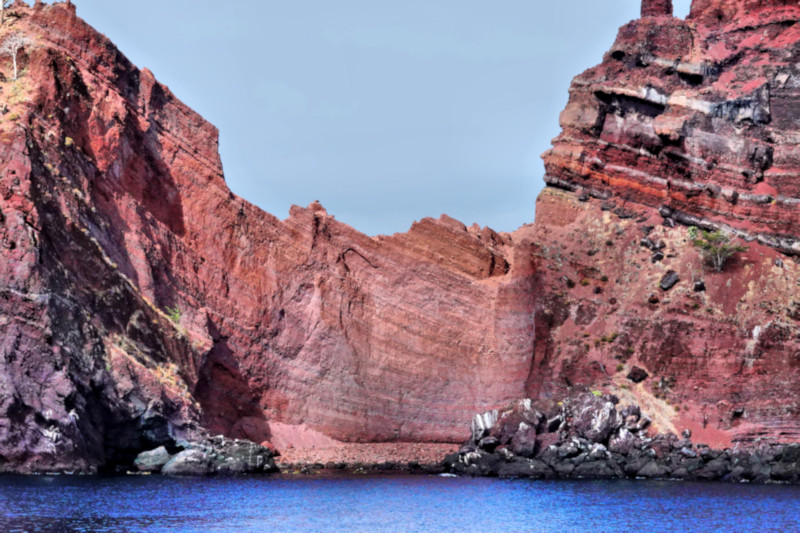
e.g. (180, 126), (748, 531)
(1, 473), (799, 532)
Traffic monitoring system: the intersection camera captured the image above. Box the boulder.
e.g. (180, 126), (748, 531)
(497, 458), (552, 479)
(470, 410), (498, 443)
(573, 460), (616, 479)
(162, 449), (211, 476)
(557, 441), (581, 459)
(510, 423), (538, 457)
(637, 460), (669, 479)
(626, 367), (649, 383)
(478, 436), (499, 453)
(160, 437), (277, 476)
(134, 446), (171, 473)
(780, 443), (800, 463)
(695, 458), (731, 480)
(211, 438), (278, 475)
(609, 428), (640, 455)
(693, 281), (706, 292)
(568, 393), (619, 444)
(589, 443), (608, 460)
(490, 400), (544, 445)
(660, 270), (680, 291)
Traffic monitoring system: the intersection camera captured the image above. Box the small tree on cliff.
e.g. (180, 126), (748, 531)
(0, 31), (31, 80)
(689, 226), (748, 273)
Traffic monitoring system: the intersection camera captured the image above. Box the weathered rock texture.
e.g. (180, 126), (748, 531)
(0, 2), (536, 473)
(533, 0), (800, 450)
(2, 0), (800, 474)
(544, 0), (800, 254)
(447, 391), (800, 483)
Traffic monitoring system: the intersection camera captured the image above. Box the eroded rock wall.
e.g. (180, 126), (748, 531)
(2, 0), (800, 474)
(0, 2), (539, 472)
(533, 0), (800, 448)
(544, 0), (800, 254)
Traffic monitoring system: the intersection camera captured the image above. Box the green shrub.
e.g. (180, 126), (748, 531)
(165, 306), (182, 323)
(689, 227), (748, 273)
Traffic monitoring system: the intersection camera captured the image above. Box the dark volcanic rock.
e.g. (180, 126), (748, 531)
(446, 390), (800, 484)
(609, 428), (640, 455)
(568, 394), (618, 444)
(162, 449), (211, 476)
(693, 281), (706, 292)
(626, 366), (649, 384)
(510, 425), (538, 457)
(660, 271), (680, 291)
(161, 437), (277, 476)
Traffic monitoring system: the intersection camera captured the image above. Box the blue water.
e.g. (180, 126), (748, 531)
(1, 474), (799, 532)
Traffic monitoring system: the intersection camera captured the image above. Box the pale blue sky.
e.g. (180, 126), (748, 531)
(69, 0), (692, 235)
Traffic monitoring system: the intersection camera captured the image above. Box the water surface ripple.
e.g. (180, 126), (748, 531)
(1, 474), (799, 532)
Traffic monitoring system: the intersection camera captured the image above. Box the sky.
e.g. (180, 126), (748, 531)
(67, 0), (692, 236)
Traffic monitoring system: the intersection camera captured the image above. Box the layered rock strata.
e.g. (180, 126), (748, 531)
(0, 2), (536, 473)
(544, 0), (800, 254)
(528, 0), (800, 450)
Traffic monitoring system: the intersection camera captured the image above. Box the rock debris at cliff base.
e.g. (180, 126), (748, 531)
(447, 391), (800, 484)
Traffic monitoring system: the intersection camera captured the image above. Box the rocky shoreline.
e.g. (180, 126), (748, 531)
(276, 461), (445, 476)
(443, 391), (800, 484)
(126, 439), (451, 477)
(128, 436), (278, 476)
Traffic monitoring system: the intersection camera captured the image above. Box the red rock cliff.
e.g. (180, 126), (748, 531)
(544, 0), (800, 253)
(536, 0), (800, 448)
(2, 0), (800, 473)
(0, 2), (537, 472)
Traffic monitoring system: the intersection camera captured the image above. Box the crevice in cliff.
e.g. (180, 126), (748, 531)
(341, 247), (379, 273)
(193, 320), (269, 443)
(595, 90), (667, 119)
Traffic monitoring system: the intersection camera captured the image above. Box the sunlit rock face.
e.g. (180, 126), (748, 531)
(534, 0), (800, 448)
(2, 0), (800, 474)
(0, 2), (538, 472)
(544, 0), (800, 254)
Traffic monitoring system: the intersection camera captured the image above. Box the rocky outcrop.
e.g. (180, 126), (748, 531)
(153, 437), (277, 476)
(543, 0), (800, 254)
(446, 391), (800, 483)
(524, 187), (800, 449)
(528, 0), (800, 450)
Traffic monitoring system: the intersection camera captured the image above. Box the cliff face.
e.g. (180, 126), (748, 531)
(545, 0), (800, 253)
(0, 2), (537, 472)
(535, 0), (800, 447)
(1, 0), (800, 474)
